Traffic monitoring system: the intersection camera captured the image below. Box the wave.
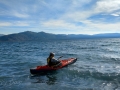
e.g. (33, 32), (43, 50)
(64, 69), (120, 81)
(77, 46), (98, 50)
(99, 55), (120, 64)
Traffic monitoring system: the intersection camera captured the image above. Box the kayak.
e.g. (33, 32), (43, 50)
(30, 58), (77, 75)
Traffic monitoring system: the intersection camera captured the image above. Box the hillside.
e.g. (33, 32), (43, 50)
(0, 34), (4, 37)
(0, 31), (120, 42)
(93, 33), (120, 38)
(0, 31), (68, 41)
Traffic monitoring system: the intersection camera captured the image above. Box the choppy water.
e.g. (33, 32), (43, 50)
(0, 38), (120, 90)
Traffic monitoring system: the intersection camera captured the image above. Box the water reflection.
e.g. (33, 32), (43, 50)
(46, 75), (57, 85)
(30, 72), (58, 85)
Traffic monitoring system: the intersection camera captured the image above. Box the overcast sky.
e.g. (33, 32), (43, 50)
(0, 0), (120, 35)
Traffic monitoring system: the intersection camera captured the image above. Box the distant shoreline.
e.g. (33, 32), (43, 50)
(0, 31), (120, 42)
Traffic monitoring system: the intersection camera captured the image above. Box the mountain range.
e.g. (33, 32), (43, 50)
(0, 34), (4, 37)
(0, 31), (120, 42)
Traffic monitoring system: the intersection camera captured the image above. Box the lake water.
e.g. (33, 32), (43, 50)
(0, 38), (120, 90)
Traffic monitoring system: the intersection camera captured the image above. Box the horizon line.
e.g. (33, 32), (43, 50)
(1, 31), (120, 36)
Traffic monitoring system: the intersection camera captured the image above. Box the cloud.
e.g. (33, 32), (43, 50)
(60, 0), (120, 24)
(0, 0), (120, 34)
(42, 20), (77, 29)
(39, 0), (120, 34)
(80, 19), (120, 34)
(111, 14), (119, 17)
(0, 22), (12, 27)
(61, 11), (93, 22)
(94, 0), (120, 13)
(0, 0), (30, 18)
(14, 21), (29, 26)
(0, 21), (30, 27)
(41, 17), (120, 34)
(13, 11), (29, 18)
(110, 11), (120, 17)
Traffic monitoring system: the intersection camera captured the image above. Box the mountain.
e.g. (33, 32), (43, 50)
(67, 34), (92, 39)
(0, 34), (4, 37)
(93, 33), (120, 38)
(0, 31), (68, 41)
(0, 31), (120, 42)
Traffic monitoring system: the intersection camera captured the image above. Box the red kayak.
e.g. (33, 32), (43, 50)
(30, 58), (77, 75)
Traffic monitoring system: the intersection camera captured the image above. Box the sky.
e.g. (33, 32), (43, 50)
(0, 0), (120, 35)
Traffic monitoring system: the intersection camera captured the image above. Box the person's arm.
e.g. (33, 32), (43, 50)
(57, 56), (63, 60)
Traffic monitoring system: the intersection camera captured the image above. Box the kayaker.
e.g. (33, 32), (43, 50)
(47, 52), (62, 67)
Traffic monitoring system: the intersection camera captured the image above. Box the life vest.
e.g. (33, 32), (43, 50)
(47, 57), (52, 66)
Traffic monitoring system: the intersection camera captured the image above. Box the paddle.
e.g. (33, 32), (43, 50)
(57, 56), (63, 60)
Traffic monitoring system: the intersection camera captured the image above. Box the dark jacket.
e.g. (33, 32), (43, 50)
(47, 57), (60, 67)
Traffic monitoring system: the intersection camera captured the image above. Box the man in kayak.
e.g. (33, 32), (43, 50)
(47, 52), (62, 67)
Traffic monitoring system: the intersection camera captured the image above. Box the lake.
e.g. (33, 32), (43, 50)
(0, 38), (120, 90)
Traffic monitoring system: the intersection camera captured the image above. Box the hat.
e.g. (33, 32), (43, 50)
(50, 52), (55, 56)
